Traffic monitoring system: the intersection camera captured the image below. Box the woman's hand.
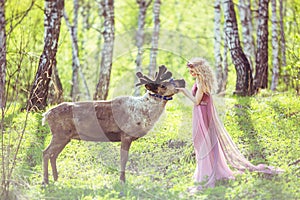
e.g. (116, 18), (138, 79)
(176, 87), (197, 104)
(176, 87), (187, 93)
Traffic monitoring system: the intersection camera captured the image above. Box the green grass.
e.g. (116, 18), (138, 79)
(2, 91), (300, 199)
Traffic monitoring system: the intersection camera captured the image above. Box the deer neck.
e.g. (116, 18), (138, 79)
(145, 92), (172, 104)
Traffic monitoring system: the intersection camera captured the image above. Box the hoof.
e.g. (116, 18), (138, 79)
(41, 180), (48, 187)
(119, 191), (125, 198)
(120, 172), (126, 184)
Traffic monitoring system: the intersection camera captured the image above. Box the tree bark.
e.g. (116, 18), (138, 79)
(27, 0), (64, 111)
(47, 60), (63, 105)
(221, 25), (229, 93)
(134, 0), (151, 96)
(63, 0), (80, 101)
(214, 0), (223, 94)
(94, 0), (115, 100)
(270, 0), (279, 91)
(254, 0), (269, 91)
(149, 0), (160, 77)
(0, 0), (6, 108)
(79, 1), (92, 100)
(279, 0), (286, 67)
(279, 0), (287, 88)
(238, 0), (255, 70)
(224, 0), (253, 96)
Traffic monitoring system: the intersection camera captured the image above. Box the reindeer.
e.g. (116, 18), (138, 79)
(42, 65), (185, 184)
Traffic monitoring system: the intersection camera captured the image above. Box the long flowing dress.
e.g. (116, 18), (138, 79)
(191, 83), (283, 187)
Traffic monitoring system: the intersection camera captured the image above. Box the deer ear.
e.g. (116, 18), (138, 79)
(176, 79), (186, 88)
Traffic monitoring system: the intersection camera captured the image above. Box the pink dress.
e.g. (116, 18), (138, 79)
(191, 83), (283, 187)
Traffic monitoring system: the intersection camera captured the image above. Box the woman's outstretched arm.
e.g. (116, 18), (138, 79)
(177, 86), (204, 105)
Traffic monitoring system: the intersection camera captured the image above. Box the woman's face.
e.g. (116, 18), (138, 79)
(187, 62), (197, 77)
(189, 68), (197, 77)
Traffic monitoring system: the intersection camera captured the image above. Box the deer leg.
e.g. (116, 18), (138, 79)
(120, 135), (133, 183)
(43, 145), (51, 185)
(43, 136), (70, 184)
(50, 139), (70, 181)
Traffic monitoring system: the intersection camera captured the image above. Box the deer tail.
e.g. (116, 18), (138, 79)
(42, 110), (50, 126)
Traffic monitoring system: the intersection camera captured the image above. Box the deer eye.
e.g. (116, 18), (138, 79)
(161, 85), (166, 89)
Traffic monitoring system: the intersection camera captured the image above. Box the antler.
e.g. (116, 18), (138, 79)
(135, 65), (173, 86)
(153, 65), (172, 83)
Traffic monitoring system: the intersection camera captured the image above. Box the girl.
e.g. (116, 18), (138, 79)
(177, 57), (283, 192)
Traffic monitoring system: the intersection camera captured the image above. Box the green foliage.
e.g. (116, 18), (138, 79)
(282, 0), (300, 94)
(5, 0), (44, 106)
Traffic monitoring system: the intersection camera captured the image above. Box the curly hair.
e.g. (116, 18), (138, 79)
(188, 57), (216, 94)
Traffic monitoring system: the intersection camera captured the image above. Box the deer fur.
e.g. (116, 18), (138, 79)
(42, 65), (185, 184)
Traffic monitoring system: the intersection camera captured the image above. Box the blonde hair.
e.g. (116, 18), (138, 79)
(188, 57), (216, 94)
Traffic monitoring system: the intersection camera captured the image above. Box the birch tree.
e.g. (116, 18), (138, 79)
(214, 0), (224, 94)
(94, 0), (115, 100)
(78, 0), (92, 100)
(279, 0), (287, 86)
(134, 0), (151, 96)
(149, 0), (160, 77)
(224, 0), (253, 96)
(271, 0), (279, 91)
(27, 0), (64, 111)
(63, 0), (80, 101)
(47, 60), (63, 105)
(221, 25), (229, 93)
(0, 0), (6, 109)
(0, 4), (6, 194)
(254, 0), (269, 90)
(238, 0), (255, 70)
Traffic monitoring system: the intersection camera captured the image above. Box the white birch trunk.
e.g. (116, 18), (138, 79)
(134, 0), (151, 96)
(238, 0), (255, 70)
(271, 0), (280, 91)
(63, 0), (81, 101)
(214, 0), (223, 94)
(279, 0), (287, 87)
(28, 0), (64, 111)
(221, 25), (229, 93)
(94, 0), (115, 100)
(149, 0), (161, 78)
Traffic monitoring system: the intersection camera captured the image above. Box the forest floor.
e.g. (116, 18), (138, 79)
(2, 91), (300, 200)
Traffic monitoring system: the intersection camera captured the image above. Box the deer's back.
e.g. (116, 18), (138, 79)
(44, 96), (164, 142)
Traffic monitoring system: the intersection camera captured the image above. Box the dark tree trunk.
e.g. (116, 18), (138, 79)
(254, 0), (269, 91)
(47, 60), (63, 105)
(27, 0), (64, 111)
(149, 0), (161, 77)
(94, 0), (115, 100)
(134, 0), (151, 96)
(0, 0), (6, 108)
(224, 0), (253, 96)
